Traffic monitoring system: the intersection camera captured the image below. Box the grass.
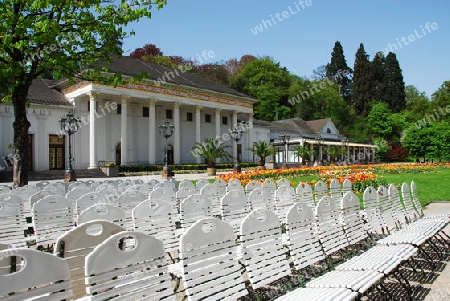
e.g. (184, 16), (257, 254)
(381, 167), (450, 206)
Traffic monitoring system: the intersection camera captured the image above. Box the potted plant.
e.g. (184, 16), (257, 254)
(247, 140), (277, 170)
(191, 137), (232, 176)
(293, 144), (315, 166)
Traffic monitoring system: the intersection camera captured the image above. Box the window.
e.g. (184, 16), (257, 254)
(117, 104), (122, 114)
(143, 107), (149, 117)
(166, 109), (172, 119)
(87, 101), (90, 112)
(326, 128), (331, 134)
(205, 114), (211, 123)
(222, 116), (228, 125)
(187, 112), (193, 122)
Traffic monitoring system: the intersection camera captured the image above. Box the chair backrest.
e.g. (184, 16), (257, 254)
(32, 195), (74, 247)
(276, 178), (291, 188)
(138, 181), (158, 197)
(199, 183), (221, 216)
(42, 182), (67, 195)
(195, 179), (210, 191)
(226, 180), (244, 193)
(0, 185), (12, 194)
(248, 187), (273, 211)
(176, 186), (196, 214)
(180, 195), (212, 229)
(154, 180), (176, 192)
(178, 179), (196, 191)
(29, 190), (60, 208)
(85, 231), (175, 300)
(410, 180), (424, 216)
(212, 177), (227, 196)
(362, 186), (385, 235)
(0, 201), (26, 247)
(314, 180), (328, 204)
(117, 190), (147, 229)
(329, 178), (342, 206)
(67, 181), (88, 191)
(0, 243), (16, 275)
(388, 183), (408, 226)
(296, 182), (316, 208)
(275, 186), (296, 221)
(132, 199), (178, 252)
(35, 180), (51, 188)
(54, 220), (125, 299)
(77, 203), (126, 227)
(65, 186), (91, 203)
(285, 203), (325, 270)
(377, 185), (398, 232)
(180, 218), (247, 301)
(221, 190), (250, 234)
(340, 191), (369, 246)
(0, 248), (72, 300)
(401, 182), (418, 221)
(315, 196), (348, 256)
(262, 179), (277, 199)
(75, 192), (103, 216)
(149, 187), (176, 213)
(244, 180), (261, 194)
(342, 178), (352, 194)
(240, 209), (290, 289)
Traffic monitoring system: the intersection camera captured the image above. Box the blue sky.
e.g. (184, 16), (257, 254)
(122, 0), (449, 98)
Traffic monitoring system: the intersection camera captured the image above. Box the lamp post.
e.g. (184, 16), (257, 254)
(230, 124), (245, 174)
(341, 138), (349, 163)
(315, 135), (324, 165)
(158, 120), (175, 178)
(59, 111), (81, 183)
(279, 132), (290, 169)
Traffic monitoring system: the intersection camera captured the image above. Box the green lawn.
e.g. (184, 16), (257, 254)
(381, 167), (450, 206)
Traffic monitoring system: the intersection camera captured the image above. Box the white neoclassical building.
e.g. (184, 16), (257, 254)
(0, 56), (375, 173)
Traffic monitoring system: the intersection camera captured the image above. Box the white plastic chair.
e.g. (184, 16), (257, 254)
(180, 194), (212, 229)
(221, 190), (250, 234)
(117, 190), (147, 229)
(276, 178), (291, 188)
(199, 183), (221, 216)
(275, 186), (296, 222)
(0, 201), (26, 247)
(77, 203), (126, 228)
(296, 182), (316, 208)
(0, 248), (72, 300)
(244, 179), (261, 194)
(248, 187), (273, 211)
(314, 180), (328, 204)
(85, 231), (175, 300)
(329, 178), (342, 206)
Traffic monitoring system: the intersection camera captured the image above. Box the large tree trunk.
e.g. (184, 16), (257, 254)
(11, 80), (32, 189)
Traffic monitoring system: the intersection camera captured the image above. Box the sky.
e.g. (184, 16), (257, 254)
(122, 0), (450, 98)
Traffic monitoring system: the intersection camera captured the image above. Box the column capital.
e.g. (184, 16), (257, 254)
(174, 102), (182, 110)
(215, 108), (222, 115)
(196, 105), (203, 113)
(148, 98), (158, 107)
(232, 110), (239, 117)
(121, 95), (130, 104)
(87, 91), (100, 101)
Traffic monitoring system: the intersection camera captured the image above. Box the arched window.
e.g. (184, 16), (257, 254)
(326, 128), (331, 134)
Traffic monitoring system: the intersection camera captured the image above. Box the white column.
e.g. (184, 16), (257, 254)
(174, 102), (181, 164)
(148, 99), (157, 164)
(120, 95), (129, 165)
(215, 109), (221, 138)
(352, 146), (356, 162)
(232, 111), (238, 160)
(87, 92), (97, 169)
(195, 106), (202, 163)
(247, 113), (253, 162)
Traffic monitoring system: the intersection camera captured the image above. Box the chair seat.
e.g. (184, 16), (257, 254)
(275, 287), (358, 301)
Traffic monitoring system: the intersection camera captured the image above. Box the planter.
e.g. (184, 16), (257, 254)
(206, 167), (216, 176)
(265, 162), (275, 170)
(100, 166), (119, 177)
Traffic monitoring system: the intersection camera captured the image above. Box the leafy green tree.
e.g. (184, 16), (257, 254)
(402, 125), (434, 161)
(383, 52), (406, 112)
(404, 85), (430, 122)
(366, 102), (395, 139)
(430, 81), (450, 123)
(429, 122), (450, 162)
(230, 57), (291, 121)
(326, 41), (353, 104)
(0, 0), (166, 188)
(247, 140), (277, 169)
(351, 43), (372, 116)
(191, 137), (232, 173)
(371, 52), (385, 102)
(372, 137), (391, 162)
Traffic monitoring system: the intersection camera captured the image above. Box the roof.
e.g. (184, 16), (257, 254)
(305, 118), (330, 133)
(27, 79), (72, 107)
(96, 56), (254, 99)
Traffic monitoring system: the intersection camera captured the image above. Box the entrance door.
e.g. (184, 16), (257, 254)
(49, 135), (65, 170)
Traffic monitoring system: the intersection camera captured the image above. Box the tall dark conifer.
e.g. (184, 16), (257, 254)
(371, 52), (385, 102)
(383, 52), (406, 112)
(326, 41), (353, 104)
(351, 43), (372, 116)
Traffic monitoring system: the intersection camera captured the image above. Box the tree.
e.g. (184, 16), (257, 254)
(371, 52), (385, 102)
(326, 41), (353, 104)
(325, 145), (345, 163)
(247, 140), (277, 169)
(292, 144), (315, 165)
(191, 137), (232, 175)
(383, 52), (406, 112)
(372, 137), (391, 162)
(402, 125), (433, 161)
(192, 63), (229, 86)
(430, 80), (450, 123)
(429, 122), (450, 162)
(366, 102), (396, 140)
(130, 43), (163, 58)
(0, 0), (166, 188)
(351, 43), (372, 116)
(230, 57), (291, 121)
(405, 85), (430, 122)
(312, 65), (327, 80)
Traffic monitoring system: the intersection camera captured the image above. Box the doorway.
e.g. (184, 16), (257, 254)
(49, 135), (65, 170)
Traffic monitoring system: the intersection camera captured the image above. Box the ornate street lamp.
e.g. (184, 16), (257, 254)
(59, 111), (81, 182)
(158, 120), (175, 178)
(315, 135), (324, 164)
(279, 132), (290, 168)
(230, 124), (245, 174)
